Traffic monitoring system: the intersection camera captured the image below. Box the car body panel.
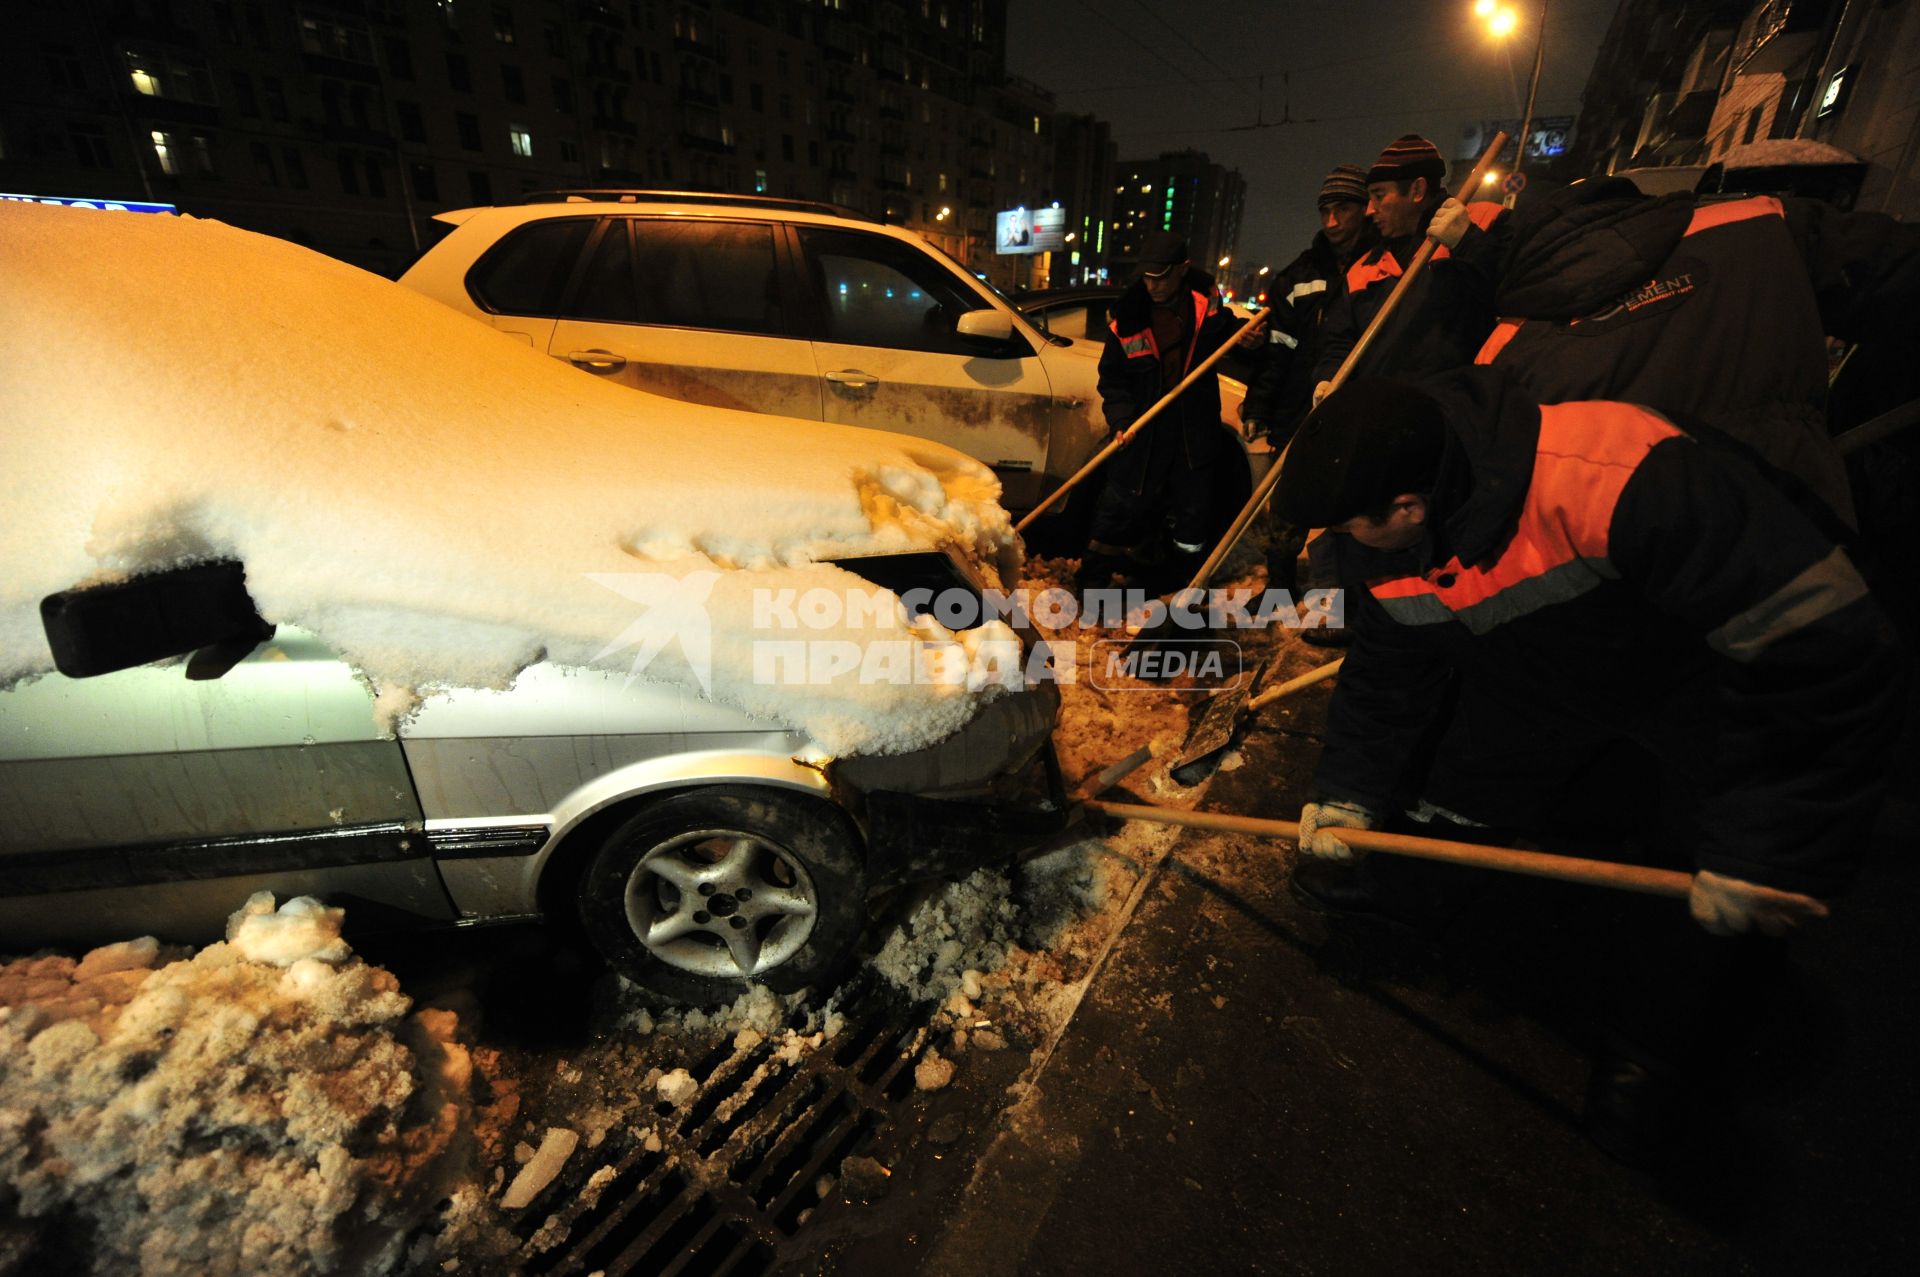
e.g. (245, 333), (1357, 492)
(398, 197), (1257, 517)
(0, 632), (420, 854)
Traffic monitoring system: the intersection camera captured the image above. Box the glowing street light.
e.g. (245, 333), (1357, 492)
(1475, 1), (1548, 203)
(1217, 255), (1232, 268)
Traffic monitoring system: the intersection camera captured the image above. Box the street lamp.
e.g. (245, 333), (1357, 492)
(1477, 1), (1548, 200)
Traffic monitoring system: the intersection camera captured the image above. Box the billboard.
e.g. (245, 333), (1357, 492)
(1458, 116), (1575, 166)
(995, 206), (1067, 255)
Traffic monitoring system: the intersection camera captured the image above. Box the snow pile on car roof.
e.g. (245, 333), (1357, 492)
(0, 204), (1023, 755)
(0, 896), (470, 1274)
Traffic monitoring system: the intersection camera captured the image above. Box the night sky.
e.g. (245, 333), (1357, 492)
(1006, 0), (1622, 268)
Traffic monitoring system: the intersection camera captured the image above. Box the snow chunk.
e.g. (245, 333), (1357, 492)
(655, 1069), (698, 1107)
(914, 1049), (956, 1091)
(226, 892), (352, 966)
(500, 1128), (579, 1210)
(73, 937), (161, 981)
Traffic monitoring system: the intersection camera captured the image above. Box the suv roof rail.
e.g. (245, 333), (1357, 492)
(518, 189), (877, 221)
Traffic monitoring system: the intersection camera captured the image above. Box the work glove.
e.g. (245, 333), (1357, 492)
(1297, 800), (1376, 862)
(1241, 417), (1264, 441)
(1235, 312), (1270, 349)
(1426, 197), (1472, 249)
(1688, 870), (1830, 938)
(1312, 379), (1334, 409)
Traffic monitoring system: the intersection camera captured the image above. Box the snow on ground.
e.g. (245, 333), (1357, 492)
(0, 895), (470, 1277)
(0, 202), (1023, 756)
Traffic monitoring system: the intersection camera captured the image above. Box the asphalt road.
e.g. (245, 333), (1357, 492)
(806, 681), (1920, 1277)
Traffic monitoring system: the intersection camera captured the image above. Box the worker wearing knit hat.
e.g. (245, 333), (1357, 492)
(1273, 380), (1446, 535)
(1317, 164), (1370, 209)
(1366, 134), (1448, 186)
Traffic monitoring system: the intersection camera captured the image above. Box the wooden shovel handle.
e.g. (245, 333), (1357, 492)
(1081, 799), (1693, 899)
(1246, 657), (1343, 713)
(1014, 311), (1266, 534)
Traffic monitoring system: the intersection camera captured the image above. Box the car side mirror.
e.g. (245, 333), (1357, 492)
(956, 309), (1015, 343)
(41, 560), (274, 678)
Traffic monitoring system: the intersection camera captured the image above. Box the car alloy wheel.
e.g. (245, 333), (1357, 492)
(578, 786), (866, 1005)
(624, 827), (819, 978)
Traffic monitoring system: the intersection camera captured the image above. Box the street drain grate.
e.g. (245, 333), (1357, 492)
(508, 974), (932, 1276)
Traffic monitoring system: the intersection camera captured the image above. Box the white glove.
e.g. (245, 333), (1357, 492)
(1426, 197), (1472, 249)
(1297, 800), (1375, 861)
(1688, 870), (1830, 938)
(1312, 379), (1334, 409)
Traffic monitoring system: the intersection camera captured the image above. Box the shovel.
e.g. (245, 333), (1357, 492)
(1013, 310), (1268, 536)
(1166, 657), (1344, 785)
(1080, 799), (1692, 899)
(1125, 130), (1512, 649)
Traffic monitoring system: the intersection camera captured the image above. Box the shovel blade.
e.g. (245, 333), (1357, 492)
(1169, 682), (1256, 785)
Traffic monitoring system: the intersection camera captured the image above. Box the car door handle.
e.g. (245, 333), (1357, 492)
(825, 369), (879, 389)
(566, 349), (627, 372)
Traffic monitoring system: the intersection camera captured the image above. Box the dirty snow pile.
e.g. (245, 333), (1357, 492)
(0, 202), (1021, 755)
(0, 894), (471, 1276)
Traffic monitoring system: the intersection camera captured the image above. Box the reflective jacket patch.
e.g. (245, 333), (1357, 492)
(1366, 402), (1683, 633)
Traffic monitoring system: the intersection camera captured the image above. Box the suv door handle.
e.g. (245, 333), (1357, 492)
(566, 349), (627, 372)
(825, 369), (879, 389)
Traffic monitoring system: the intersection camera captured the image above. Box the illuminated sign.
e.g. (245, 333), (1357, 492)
(0, 193), (178, 214)
(1819, 66), (1854, 117)
(995, 205), (1067, 255)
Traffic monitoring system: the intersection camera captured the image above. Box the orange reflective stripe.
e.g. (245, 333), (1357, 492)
(1467, 201), (1504, 231)
(1347, 250), (1403, 294)
(1475, 319), (1523, 365)
(1368, 403), (1683, 627)
(1685, 194), (1784, 237)
(1183, 292), (1212, 374)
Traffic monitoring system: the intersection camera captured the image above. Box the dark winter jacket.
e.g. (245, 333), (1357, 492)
(1478, 182), (1920, 528)
(1243, 225), (1379, 441)
(1312, 200), (1508, 384)
(1097, 269), (1243, 469)
(1315, 366), (1903, 896)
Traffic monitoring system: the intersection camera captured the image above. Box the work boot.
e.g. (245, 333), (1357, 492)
(1582, 1050), (1686, 1168)
(1265, 548), (1299, 599)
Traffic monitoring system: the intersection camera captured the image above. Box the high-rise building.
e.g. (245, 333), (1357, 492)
(1109, 149), (1246, 281)
(0, 0), (1101, 281)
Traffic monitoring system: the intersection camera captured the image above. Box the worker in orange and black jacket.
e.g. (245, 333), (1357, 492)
(1078, 230), (1264, 596)
(1480, 176), (1920, 534)
(1272, 368), (1906, 1165)
(1310, 135), (1510, 396)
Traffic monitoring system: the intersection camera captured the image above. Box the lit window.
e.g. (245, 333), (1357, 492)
(151, 130), (177, 175)
(130, 62), (160, 95)
(509, 126), (532, 157)
(1141, 184), (1152, 193)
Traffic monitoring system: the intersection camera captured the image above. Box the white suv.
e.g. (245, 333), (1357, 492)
(400, 191), (1254, 538)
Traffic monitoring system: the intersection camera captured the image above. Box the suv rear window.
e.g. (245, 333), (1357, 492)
(467, 217), (594, 316)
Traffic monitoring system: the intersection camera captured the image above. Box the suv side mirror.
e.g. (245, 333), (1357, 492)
(41, 560), (274, 678)
(955, 309), (1015, 343)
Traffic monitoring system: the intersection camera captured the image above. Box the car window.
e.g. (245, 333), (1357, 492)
(468, 217), (595, 316)
(797, 227), (1013, 357)
(571, 220), (638, 322)
(623, 219), (787, 336)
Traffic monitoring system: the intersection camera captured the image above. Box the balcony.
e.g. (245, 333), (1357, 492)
(680, 132), (735, 154)
(674, 34), (718, 58)
(302, 52), (381, 85)
(124, 95), (220, 128)
(321, 121), (394, 148)
(830, 165), (858, 181)
(678, 84), (720, 107)
(590, 114), (638, 136)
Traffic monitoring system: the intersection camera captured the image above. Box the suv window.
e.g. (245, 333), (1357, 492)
(566, 218), (788, 336)
(468, 217), (594, 315)
(798, 227), (1014, 357)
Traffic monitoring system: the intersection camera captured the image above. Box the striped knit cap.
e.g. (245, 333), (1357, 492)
(1367, 135), (1447, 186)
(1317, 164), (1370, 208)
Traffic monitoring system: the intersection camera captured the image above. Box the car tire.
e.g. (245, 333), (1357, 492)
(577, 786), (867, 1006)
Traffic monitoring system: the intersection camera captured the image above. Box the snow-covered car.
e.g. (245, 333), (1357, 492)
(398, 192), (1258, 543)
(0, 202), (1062, 1006)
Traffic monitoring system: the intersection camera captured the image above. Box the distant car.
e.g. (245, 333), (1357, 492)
(399, 192), (1258, 540)
(1017, 285), (1124, 343)
(1, 202), (1062, 1007)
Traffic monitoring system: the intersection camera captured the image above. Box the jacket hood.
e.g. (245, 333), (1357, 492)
(1114, 269), (1219, 332)
(1414, 365), (1543, 568)
(1496, 179), (1695, 319)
